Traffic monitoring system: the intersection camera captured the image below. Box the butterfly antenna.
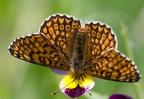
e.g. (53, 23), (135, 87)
(87, 91), (93, 96)
(51, 90), (60, 95)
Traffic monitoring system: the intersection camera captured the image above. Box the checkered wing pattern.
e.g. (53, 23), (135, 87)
(9, 15), (81, 70)
(8, 14), (141, 83)
(85, 23), (140, 82)
(40, 14), (81, 59)
(86, 49), (140, 82)
(9, 33), (70, 70)
(85, 23), (117, 61)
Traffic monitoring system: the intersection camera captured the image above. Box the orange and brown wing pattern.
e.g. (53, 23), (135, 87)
(85, 49), (140, 82)
(8, 14), (81, 71)
(85, 23), (117, 61)
(9, 33), (70, 70)
(8, 14), (141, 83)
(40, 14), (81, 59)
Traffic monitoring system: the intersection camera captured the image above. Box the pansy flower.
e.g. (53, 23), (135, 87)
(109, 94), (133, 99)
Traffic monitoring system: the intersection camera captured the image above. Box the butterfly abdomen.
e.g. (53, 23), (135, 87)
(70, 31), (88, 74)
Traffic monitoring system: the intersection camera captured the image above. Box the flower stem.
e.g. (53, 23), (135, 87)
(120, 23), (141, 99)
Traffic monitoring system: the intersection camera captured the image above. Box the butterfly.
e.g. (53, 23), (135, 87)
(8, 14), (141, 98)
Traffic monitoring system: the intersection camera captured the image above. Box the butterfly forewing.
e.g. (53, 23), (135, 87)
(85, 23), (117, 61)
(85, 49), (140, 82)
(40, 14), (81, 59)
(9, 33), (70, 70)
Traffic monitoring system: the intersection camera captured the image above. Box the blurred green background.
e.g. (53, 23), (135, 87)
(0, 0), (144, 99)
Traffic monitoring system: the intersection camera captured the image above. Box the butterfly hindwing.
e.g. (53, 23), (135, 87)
(85, 49), (140, 82)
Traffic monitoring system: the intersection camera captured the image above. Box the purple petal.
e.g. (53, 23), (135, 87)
(51, 68), (69, 75)
(64, 84), (86, 98)
(109, 94), (133, 99)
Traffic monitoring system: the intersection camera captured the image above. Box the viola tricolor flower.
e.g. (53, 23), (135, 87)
(109, 94), (133, 99)
(8, 14), (141, 98)
(59, 73), (95, 98)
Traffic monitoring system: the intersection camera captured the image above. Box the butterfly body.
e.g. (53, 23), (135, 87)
(69, 30), (88, 74)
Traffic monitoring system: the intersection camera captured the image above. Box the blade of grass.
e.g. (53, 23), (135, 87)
(120, 22), (142, 99)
